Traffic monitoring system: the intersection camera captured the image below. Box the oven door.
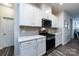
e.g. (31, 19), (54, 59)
(46, 38), (55, 50)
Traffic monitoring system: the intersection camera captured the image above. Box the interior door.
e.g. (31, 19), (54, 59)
(2, 17), (14, 48)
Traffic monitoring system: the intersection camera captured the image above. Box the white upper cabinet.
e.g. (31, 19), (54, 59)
(52, 15), (58, 27)
(32, 6), (42, 27)
(19, 3), (42, 27)
(19, 4), (34, 26)
(42, 11), (48, 19)
(47, 14), (58, 28)
(19, 3), (58, 27)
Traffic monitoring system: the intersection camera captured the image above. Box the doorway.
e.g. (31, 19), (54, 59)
(72, 19), (79, 39)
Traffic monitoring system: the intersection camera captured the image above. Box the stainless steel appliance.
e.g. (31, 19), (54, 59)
(39, 29), (55, 51)
(42, 18), (52, 28)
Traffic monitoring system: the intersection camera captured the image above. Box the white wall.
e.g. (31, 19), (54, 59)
(70, 19), (73, 38)
(0, 5), (3, 49)
(0, 5), (13, 18)
(56, 11), (72, 45)
(56, 11), (64, 45)
(0, 16), (2, 49)
(0, 4), (13, 49)
(14, 4), (20, 56)
(63, 12), (72, 45)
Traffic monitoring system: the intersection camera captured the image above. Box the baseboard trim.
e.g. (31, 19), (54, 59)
(42, 53), (47, 56)
(0, 47), (3, 50)
(62, 39), (71, 45)
(55, 44), (62, 48)
(0, 46), (14, 50)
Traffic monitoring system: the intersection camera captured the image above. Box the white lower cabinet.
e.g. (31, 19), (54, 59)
(20, 45), (37, 56)
(19, 37), (46, 56)
(55, 34), (61, 47)
(19, 40), (37, 56)
(37, 38), (46, 56)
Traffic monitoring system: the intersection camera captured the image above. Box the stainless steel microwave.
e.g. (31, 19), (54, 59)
(42, 18), (52, 28)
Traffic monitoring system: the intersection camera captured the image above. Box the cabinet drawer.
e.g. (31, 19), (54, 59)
(20, 45), (37, 56)
(20, 40), (36, 48)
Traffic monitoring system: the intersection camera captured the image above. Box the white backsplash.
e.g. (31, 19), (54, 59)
(48, 28), (57, 34)
(20, 27), (40, 36)
(20, 26), (58, 36)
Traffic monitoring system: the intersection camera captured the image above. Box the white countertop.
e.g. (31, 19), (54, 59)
(53, 33), (61, 35)
(18, 35), (46, 43)
(48, 32), (62, 35)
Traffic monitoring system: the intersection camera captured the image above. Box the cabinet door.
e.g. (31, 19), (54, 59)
(19, 4), (34, 26)
(53, 17), (59, 27)
(19, 40), (37, 56)
(20, 45), (37, 56)
(37, 38), (46, 56)
(42, 11), (48, 19)
(47, 14), (58, 27)
(51, 15), (57, 27)
(55, 34), (61, 47)
(33, 7), (42, 27)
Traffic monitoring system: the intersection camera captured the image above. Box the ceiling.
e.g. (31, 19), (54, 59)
(47, 3), (79, 18)
(2, 3), (79, 18)
(62, 3), (79, 17)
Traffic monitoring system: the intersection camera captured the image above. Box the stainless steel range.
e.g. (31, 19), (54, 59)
(39, 29), (55, 51)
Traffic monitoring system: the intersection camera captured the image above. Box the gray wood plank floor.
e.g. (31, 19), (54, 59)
(0, 46), (14, 56)
(0, 38), (79, 56)
(47, 38), (79, 56)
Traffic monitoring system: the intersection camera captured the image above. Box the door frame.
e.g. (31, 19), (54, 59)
(0, 16), (3, 49)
